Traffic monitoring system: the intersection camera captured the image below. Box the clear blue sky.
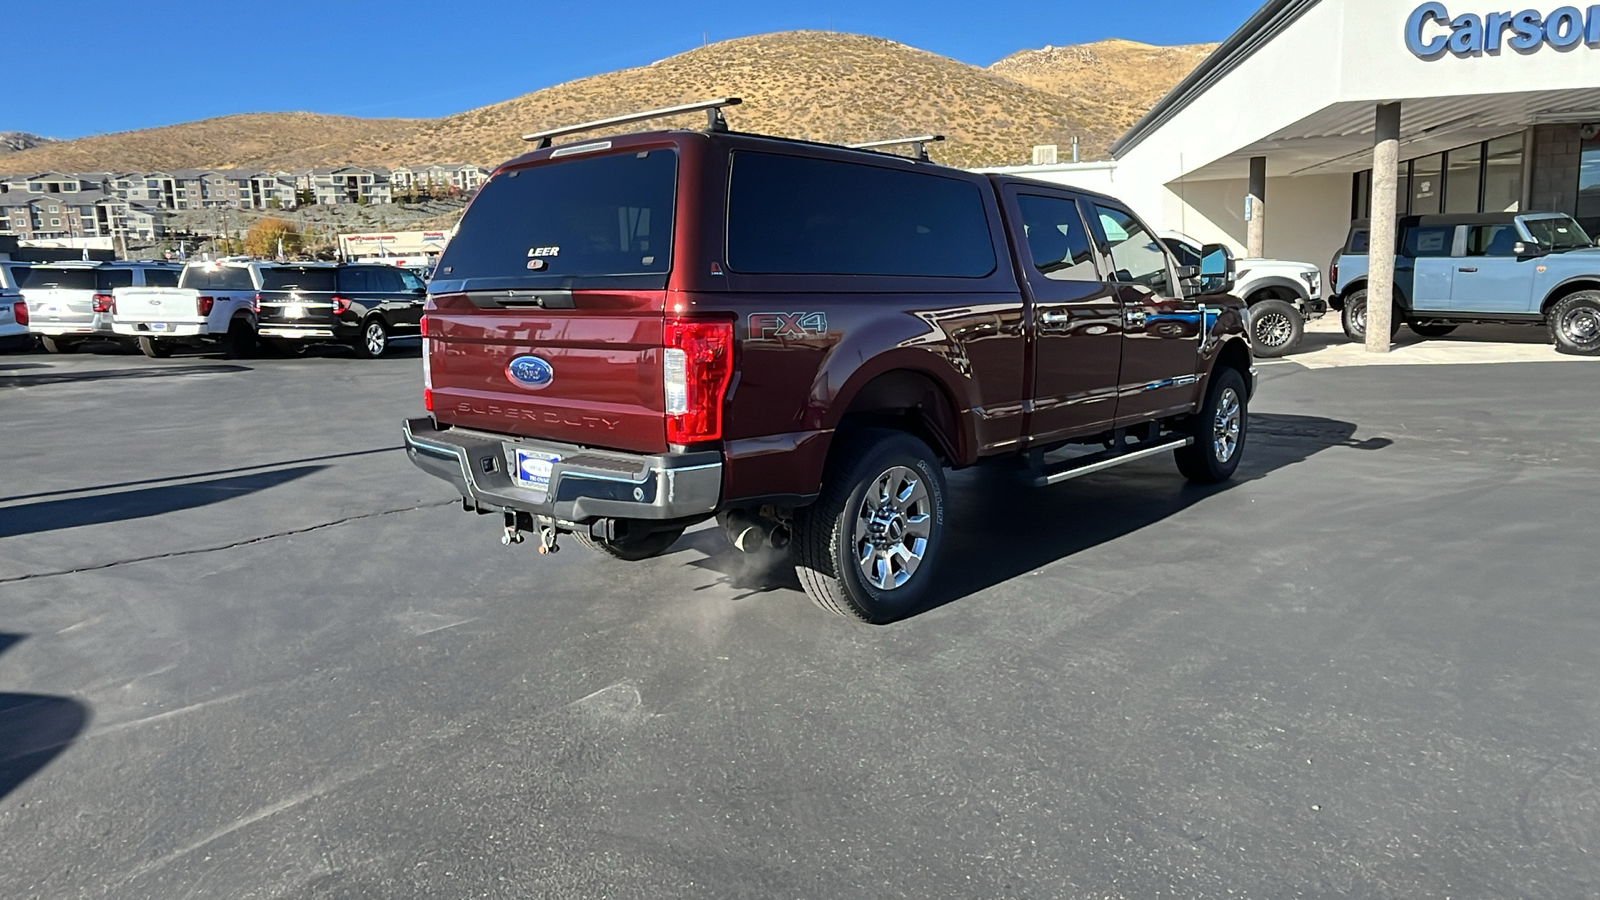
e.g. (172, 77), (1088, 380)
(11, 0), (1262, 140)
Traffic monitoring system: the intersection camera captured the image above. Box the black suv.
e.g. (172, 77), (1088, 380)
(256, 263), (427, 358)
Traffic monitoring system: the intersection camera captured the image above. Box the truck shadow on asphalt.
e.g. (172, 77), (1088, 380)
(0, 364), (251, 388)
(0, 634), (89, 801)
(0, 465), (326, 539)
(682, 414), (1391, 618)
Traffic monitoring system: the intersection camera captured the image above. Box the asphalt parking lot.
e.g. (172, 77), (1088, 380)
(2, 337), (1598, 899)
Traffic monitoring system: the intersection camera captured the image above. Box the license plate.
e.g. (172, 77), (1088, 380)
(148, 322), (168, 332)
(513, 450), (560, 497)
(286, 304), (304, 319)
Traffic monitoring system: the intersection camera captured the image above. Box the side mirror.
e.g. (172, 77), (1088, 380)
(1513, 241), (1545, 259)
(1196, 243), (1236, 295)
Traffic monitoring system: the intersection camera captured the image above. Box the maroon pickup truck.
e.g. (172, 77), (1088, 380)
(405, 99), (1254, 622)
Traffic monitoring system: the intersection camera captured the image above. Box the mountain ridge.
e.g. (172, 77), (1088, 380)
(0, 33), (1211, 175)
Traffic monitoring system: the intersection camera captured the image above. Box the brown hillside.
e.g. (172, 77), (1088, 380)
(1, 33), (1211, 176)
(360, 32), (1121, 169)
(0, 113), (424, 174)
(988, 39), (1217, 136)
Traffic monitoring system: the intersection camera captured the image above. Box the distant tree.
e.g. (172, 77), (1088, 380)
(244, 217), (301, 258)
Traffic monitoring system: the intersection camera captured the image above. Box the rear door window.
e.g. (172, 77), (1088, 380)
(726, 151), (996, 277)
(263, 267), (336, 292)
(1016, 194), (1100, 282)
(1403, 225), (1455, 257)
(143, 268), (179, 287)
(433, 149), (677, 291)
(1348, 230), (1371, 254)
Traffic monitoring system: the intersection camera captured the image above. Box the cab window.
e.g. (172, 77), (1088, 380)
(1093, 204), (1170, 293)
(1466, 224), (1520, 257)
(1016, 194), (1099, 282)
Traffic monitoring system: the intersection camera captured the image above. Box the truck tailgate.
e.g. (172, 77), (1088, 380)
(115, 287), (203, 323)
(426, 291), (669, 455)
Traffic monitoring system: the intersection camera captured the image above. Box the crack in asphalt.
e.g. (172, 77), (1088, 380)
(0, 500), (455, 585)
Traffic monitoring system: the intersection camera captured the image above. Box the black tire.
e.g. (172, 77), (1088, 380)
(137, 336), (171, 359)
(1247, 298), (1303, 358)
(40, 335), (79, 354)
(791, 429), (947, 623)
(221, 318), (258, 359)
(355, 317), (388, 359)
(573, 526), (687, 561)
(1548, 291), (1600, 356)
(1175, 367), (1248, 484)
(1340, 289), (1401, 343)
(1408, 321), (1458, 338)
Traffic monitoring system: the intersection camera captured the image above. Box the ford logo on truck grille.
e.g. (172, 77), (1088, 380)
(506, 355), (554, 390)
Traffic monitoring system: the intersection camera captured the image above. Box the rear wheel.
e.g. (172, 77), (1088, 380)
(1408, 321), (1458, 338)
(355, 318), (388, 359)
(1175, 367), (1248, 484)
(573, 526), (686, 561)
(137, 336), (171, 359)
(1549, 291), (1600, 356)
(792, 430), (946, 623)
(40, 335), (79, 354)
(1340, 289), (1401, 343)
(1247, 298), (1303, 357)
(221, 318), (257, 359)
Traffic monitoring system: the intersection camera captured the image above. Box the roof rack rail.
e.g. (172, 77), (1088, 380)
(521, 97), (743, 149)
(847, 134), (946, 161)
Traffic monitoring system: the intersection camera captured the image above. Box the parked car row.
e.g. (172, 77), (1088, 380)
(1328, 211), (1600, 355)
(0, 259), (427, 359)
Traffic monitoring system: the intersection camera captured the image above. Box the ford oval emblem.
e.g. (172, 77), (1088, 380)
(506, 355), (554, 390)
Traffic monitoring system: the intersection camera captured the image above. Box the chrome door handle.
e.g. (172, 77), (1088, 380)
(1039, 311), (1070, 325)
(1124, 309), (1147, 328)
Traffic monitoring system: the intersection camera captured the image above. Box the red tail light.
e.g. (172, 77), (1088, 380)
(251, 292), (261, 314)
(419, 315), (429, 337)
(197, 295), (215, 316)
(92, 293), (115, 313)
(423, 388), (433, 412)
(662, 317), (734, 444)
(12, 300), (27, 327)
(332, 296), (352, 315)
(1330, 261), (1340, 286)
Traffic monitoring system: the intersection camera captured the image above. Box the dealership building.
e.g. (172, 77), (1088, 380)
(991, 0), (1600, 270)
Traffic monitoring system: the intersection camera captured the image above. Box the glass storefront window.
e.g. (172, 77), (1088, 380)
(1410, 154), (1443, 215)
(1577, 125), (1600, 237)
(1444, 143), (1482, 214)
(1482, 135), (1524, 213)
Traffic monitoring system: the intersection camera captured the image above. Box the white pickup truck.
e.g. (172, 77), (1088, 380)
(1162, 232), (1326, 357)
(112, 259), (261, 358)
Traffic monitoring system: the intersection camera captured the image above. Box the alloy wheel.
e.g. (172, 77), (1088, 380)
(1253, 311), (1294, 348)
(851, 465), (933, 592)
(1213, 387), (1242, 463)
(365, 322), (386, 356)
(1562, 306), (1600, 345)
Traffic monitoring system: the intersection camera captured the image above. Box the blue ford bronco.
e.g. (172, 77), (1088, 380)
(1330, 212), (1600, 355)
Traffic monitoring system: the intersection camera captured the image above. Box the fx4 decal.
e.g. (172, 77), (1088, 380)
(749, 312), (827, 341)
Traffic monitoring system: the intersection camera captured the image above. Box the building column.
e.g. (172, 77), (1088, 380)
(1246, 156), (1267, 258)
(1367, 103), (1402, 354)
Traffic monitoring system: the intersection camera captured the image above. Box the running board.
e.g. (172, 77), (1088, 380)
(1031, 436), (1193, 487)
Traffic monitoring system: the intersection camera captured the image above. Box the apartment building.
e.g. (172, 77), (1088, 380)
(0, 190), (163, 241)
(390, 163), (489, 195)
(299, 166), (392, 205)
